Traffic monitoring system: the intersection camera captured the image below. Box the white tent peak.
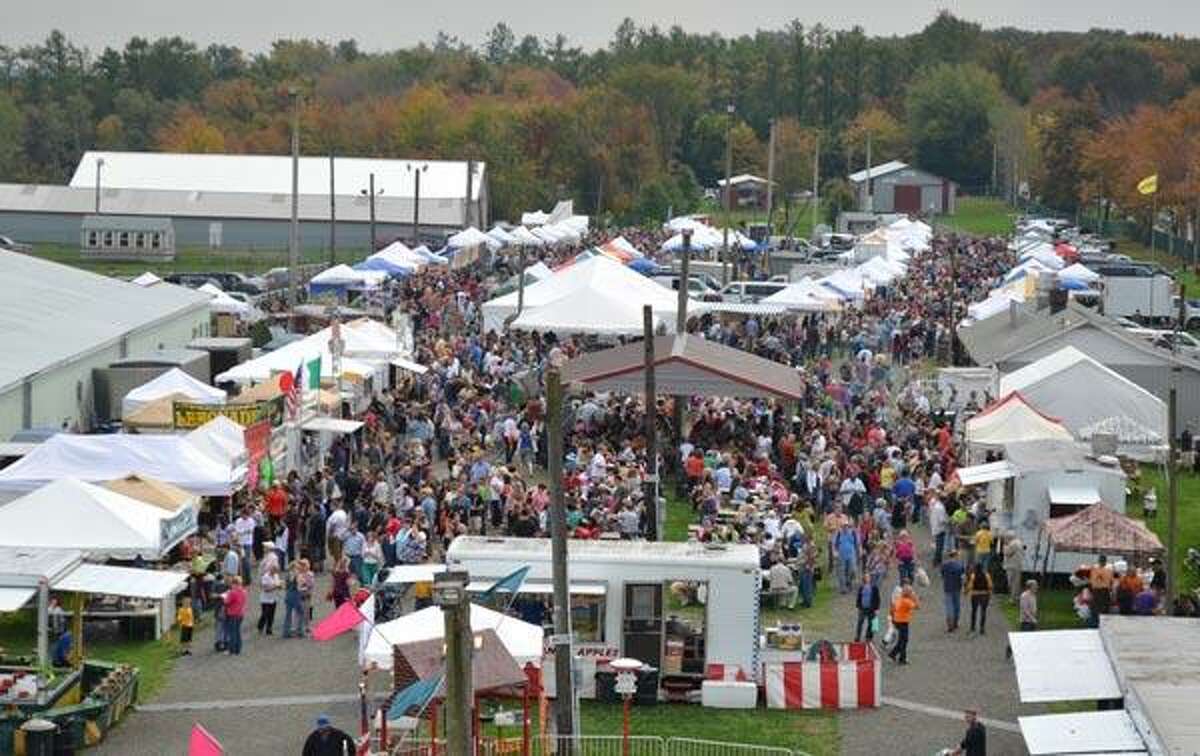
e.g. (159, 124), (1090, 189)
(122, 367), (225, 417)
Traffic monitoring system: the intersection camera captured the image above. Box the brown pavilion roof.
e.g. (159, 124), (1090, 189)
(561, 334), (804, 400)
(1042, 503), (1164, 556)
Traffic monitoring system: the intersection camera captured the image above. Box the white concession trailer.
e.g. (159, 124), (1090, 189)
(445, 536), (763, 689)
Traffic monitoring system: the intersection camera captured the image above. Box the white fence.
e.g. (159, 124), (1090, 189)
(388, 736), (814, 756)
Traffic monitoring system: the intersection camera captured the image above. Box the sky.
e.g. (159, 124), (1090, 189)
(6, 0), (1200, 54)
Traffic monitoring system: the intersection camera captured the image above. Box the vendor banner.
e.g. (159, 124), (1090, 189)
(244, 420), (271, 490)
(172, 396), (284, 430)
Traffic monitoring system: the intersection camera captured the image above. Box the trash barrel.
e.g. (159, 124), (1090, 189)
(19, 718), (56, 756)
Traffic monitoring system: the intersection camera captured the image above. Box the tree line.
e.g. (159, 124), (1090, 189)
(1, 12), (1199, 226)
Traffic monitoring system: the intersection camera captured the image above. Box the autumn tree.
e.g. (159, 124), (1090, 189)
(906, 63), (1002, 188)
(842, 106), (908, 172)
(155, 108), (226, 152)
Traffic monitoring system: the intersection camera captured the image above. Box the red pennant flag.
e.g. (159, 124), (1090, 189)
(188, 723), (223, 756)
(312, 600), (366, 642)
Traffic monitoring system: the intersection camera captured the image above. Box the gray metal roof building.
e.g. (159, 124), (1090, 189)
(0, 151), (488, 252)
(0, 249), (211, 438)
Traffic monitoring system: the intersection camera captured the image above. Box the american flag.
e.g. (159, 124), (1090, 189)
(285, 361), (302, 419)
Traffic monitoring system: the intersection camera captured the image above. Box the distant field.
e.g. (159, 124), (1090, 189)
(936, 196), (1016, 237)
(23, 243), (368, 277)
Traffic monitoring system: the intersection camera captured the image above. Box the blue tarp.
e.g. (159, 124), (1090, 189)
(628, 258), (659, 275)
(388, 674), (443, 719)
(355, 258), (413, 277)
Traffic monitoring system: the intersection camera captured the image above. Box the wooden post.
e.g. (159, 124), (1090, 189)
(643, 306), (658, 541)
(673, 230), (691, 453)
(1167, 385), (1180, 604)
(517, 245), (527, 317)
(437, 572), (473, 756)
(545, 369), (576, 752)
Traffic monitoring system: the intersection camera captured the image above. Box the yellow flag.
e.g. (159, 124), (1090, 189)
(1137, 174), (1158, 195)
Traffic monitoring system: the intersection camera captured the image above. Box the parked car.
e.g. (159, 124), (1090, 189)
(817, 233), (856, 251)
(165, 271), (263, 294)
(718, 280), (789, 304)
(0, 235), (32, 253)
(649, 272), (723, 302)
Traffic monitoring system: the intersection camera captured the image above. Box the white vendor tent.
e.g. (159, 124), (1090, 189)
(449, 226), (501, 251)
(762, 277), (843, 311)
(509, 226), (545, 247)
(0, 478), (198, 559)
(510, 285), (669, 336)
(122, 367), (226, 417)
(198, 282), (254, 317)
(967, 291), (1024, 323)
(0, 433), (244, 497)
(309, 264), (387, 293)
(965, 392), (1073, 448)
(819, 268), (870, 300)
(998, 347), (1167, 449)
(185, 416), (247, 467)
(364, 603), (544, 671)
(481, 255), (682, 333)
(524, 261), (554, 281)
(1058, 263), (1100, 284)
(213, 319), (395, 385)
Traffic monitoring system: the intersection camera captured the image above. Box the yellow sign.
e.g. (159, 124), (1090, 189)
(172, 397), (284, 430)
(1137, 174), (1158, 195)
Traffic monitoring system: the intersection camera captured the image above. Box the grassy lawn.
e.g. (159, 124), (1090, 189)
(0, 607), (181, 700)
(23, 242), (366, 277)
(936, 196), (1016, 237)
(1133, 466), (1200, 596)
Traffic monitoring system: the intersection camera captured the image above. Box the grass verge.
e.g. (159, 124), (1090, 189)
(936, 196), (1016, 237)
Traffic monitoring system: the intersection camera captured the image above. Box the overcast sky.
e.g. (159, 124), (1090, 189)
(7, 0), (1200, 54)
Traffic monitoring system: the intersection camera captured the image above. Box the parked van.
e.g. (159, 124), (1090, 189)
(718, 280), (789, 304)
(649, 272), (723, 301)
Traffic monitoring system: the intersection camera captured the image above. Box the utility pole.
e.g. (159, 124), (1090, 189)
(434, 571), (473, 756)
(991, 142), (998, 198)
(94, 157), (105, 214)
(643, 306), (658, 541)
(766, 118), (776, 232)
(287, 86), (301, 309)
(545, 369), (576, 750)
(517, 245), (527, 316)
(361, 173), (380, 253)
(812, 134), (820, 238)
(328, 149), (336, 265)
(674, 230), (691, 446)
(864, 130), (872, 213)
(408, 163), (428, 246)
(1167, 384), (1180, 603)
(722, 102), (734, 286)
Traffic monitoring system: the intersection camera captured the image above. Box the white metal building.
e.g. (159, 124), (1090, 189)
(0, 249), (211, 439)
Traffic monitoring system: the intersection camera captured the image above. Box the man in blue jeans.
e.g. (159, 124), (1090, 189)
(940, 549), (965, 632)
(834, 522), (860, 594)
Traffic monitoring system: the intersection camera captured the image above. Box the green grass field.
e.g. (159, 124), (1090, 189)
(936, 197), (1017, 237)
(23, 242), (367, 277)
(0, 608), (180, 700)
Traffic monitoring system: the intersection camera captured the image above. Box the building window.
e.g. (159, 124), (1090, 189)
(134, 232), (145, 248)
(150, 233), (161, 249)
(86, 231), (99, 247)
(103, 231), (114, 247)
(118, 231), (130, 248)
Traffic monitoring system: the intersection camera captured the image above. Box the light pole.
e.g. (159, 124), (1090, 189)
(359, 173), (382, 253)
(287, 86), (301, 308)
(433, 571), (473, 756)
(610, 658), (644, 756)
(722, 102), (734, 285)
(94, 157), (105, 214)
(407, 163), (428, 246)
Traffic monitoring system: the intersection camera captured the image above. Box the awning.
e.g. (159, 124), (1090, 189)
(53, 564), (187, 600)
(466, 580), (606, 596)
(382, 564), (443, 585)
(0, 586), (35, 612)
(390, 356), (429, 375)
(1019, 710), (1146, 755)
(1009, 629), (1122, 703)
(1048, 485), (1102, 506)
(301, 417), (364, 435)
(956, 460), (1017, 486)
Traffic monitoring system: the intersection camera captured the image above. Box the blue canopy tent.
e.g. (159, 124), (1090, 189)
(355, 257), (413, 278)
(628, 257), (659, 275)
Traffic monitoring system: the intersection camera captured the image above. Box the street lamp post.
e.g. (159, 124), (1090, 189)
(94, 158), (105, 214)
(359, 173), (382, 253)
(722, 102), (734, 285)
(407, 163), (428, 246)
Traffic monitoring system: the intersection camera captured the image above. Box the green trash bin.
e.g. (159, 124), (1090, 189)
(0, 715), (21, 756)
(19, 718), (56, 756)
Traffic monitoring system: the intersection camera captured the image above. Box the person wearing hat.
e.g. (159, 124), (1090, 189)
(948, 707), (986, 756)
(302, 714), (355, 756)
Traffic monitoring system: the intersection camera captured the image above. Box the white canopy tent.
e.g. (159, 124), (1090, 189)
(999, 347), (1167, 449)
(508, 226), (545, 247)
(482, 255), (683, 333)
(197, 282), (255, 318)
(1058, 263), (1100, 284)
(185, 415), (247, 467)
(486, 225), (517, 247)
(213, 319), (397, 385)
(510, 286), (670, 336)
(967, 291), (1024, 323)
(762, 277), (843, 311)
(449, 226), (502, 251)
(364, 603), (544, 671)
(0, 433), (244, 497)
(0, 478), (198, 559)
(131, 271), (162, 287)
(520, 210), (551, 226)
(819, 268), (870, 300)
(122, 367), (226, 417)
(965, 392), (1074, 448)
(309, 264), (388, 291)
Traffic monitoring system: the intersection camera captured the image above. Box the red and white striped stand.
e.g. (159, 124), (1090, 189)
(763, 642), (881, 710)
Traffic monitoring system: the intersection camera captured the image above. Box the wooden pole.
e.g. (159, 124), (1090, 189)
(643, 306), (658, 541)
(438, 572), (473, 756)
(673, 230), (691, 450)
(812, 134), (820, 237)
(545, 369), (576, 752)
(329, 149), (337, 265)
(517, 245), (527, 317)
(766, 118), (776, 231)
(1167, 384), (1180, 604)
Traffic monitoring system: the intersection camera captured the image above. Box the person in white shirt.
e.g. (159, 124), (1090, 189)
(768, 559), (797, 609)
(928, 496), (948, 565)
(839, 476), (866, 508)
(588, 449), (608, 481)
(325, 505), (349, 562)
(233, 509), (257, 560)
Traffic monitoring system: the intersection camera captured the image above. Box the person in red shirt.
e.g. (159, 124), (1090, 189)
(265, 482), (288, 532)
(221, 577), (247, 655)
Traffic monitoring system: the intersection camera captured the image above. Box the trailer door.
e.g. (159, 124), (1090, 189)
(622, 583), (663, 669)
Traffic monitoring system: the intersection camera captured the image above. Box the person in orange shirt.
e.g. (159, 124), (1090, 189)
(888, 584), (920, 665)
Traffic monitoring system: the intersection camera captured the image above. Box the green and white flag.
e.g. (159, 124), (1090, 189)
(305, 356), (321, 390)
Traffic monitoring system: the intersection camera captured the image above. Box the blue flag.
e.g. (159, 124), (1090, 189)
(388, 675), (443, 720)
(480, 566), (530, 599)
